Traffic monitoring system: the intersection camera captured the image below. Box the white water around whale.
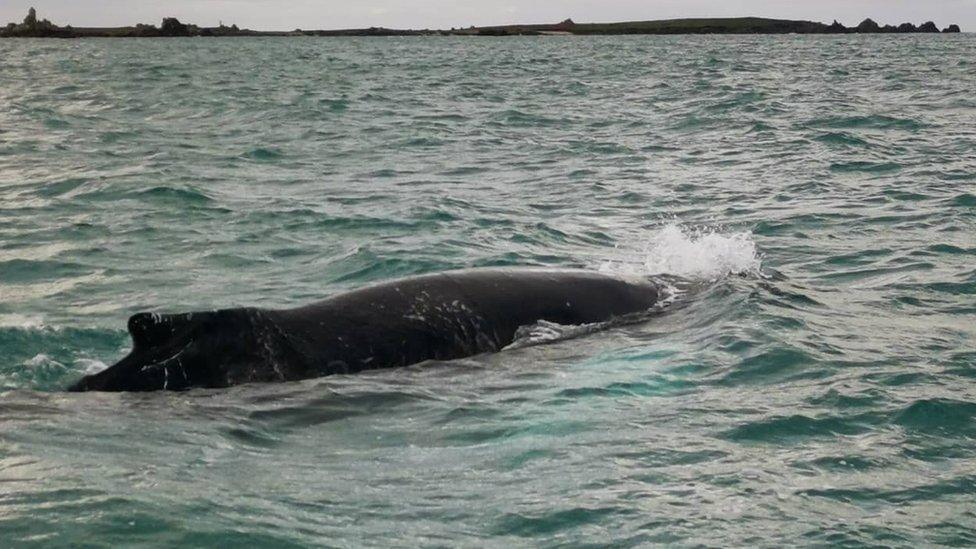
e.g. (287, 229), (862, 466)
(509, 223), (757, 350)
(505, 319), (610, 350)
(599, 222), (763, 281)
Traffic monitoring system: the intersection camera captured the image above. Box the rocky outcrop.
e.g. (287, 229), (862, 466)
(554, 18), (576, 31)
(896, 23), (917, 33)
(828, 20), (847, 32)
(160, 17), (190, 36)
(0, 8), (262, 37)
(918, 21), (940, 33)
(856, 18), (881, 33)
(943, 24), (961, 33)
(0, 7), (70, 37)
(24, 7), (37, 29)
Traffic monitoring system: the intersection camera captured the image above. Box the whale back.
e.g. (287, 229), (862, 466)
(70, 269), (663, 392)
(127, 312), (198, 351)
(70, 308), (277, 391)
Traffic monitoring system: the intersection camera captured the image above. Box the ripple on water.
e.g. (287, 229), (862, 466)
(0, 259), (94, 283)
(814, 131), (870, 147)
(34, 177), (90, 198)
(242, 147), (284, 162)
(319, 98), (349, 111)
(722, 413), (877, 443)
(715, 347), (815, 386)
(926, 243), (976, 255)
(949, 193), (976, 207)
(113, 185), (215, 206)
(491, 506), (622, 538)
(554, 378), (695, 400)
(892, 399), (976, 437)
(829, 161), (903, 173)
(804, 114), (923, 131)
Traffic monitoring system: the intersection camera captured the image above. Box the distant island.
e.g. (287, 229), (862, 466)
(0, 8), (963, 38)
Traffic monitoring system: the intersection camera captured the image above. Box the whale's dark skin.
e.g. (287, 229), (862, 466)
(67, 268), (662, 392)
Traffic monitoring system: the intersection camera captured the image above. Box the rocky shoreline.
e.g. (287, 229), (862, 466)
(0, 9), (963, 38)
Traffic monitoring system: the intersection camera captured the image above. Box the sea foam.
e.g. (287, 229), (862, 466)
(600, 223), (762, 280)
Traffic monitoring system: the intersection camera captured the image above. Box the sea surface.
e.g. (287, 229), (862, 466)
(1, 34), (974, 546)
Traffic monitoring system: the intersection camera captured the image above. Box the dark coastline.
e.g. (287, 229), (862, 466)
(0, 9), (964, 38)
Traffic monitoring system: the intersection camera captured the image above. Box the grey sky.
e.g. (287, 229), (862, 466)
(3, 1), (973, 31)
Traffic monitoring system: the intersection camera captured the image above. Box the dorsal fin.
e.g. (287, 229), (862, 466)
(127, 312), (196, 350)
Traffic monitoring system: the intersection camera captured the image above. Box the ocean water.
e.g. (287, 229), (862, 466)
(0, 34), (974, 546)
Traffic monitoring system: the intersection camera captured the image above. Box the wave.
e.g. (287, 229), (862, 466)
(0, 314), (46, 329)
(242, 148), (284, 162)
(0, 324), (124, 391)
(804, 114), (923, 131)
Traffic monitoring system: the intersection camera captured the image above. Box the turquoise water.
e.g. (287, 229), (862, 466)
(1, 34), (974, 546)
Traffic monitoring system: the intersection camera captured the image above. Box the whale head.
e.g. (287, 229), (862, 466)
(68, 309), (283, 392)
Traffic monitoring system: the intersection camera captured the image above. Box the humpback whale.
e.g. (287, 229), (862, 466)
(68, 268), (663, 392)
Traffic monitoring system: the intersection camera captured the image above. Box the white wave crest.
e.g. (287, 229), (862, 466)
(600, 223), (762, 280)
(0, 314), (46, 329)
(76, 358), (110, 375)
(504, 319), (608, 350)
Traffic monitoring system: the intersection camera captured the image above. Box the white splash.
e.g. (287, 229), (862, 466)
(24, 354), (58, 368)
(600, 223), (762, 281)
(76, 358), (110, 375)
(504, 319), (608, 350)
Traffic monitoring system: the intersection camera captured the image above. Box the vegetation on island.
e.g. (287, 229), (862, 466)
(470, 17), (961, 36)
(0, 8), (963, 38)
(1, 8), (266, 38)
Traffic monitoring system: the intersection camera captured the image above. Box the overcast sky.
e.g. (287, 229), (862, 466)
(3, 1), (973, 31)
